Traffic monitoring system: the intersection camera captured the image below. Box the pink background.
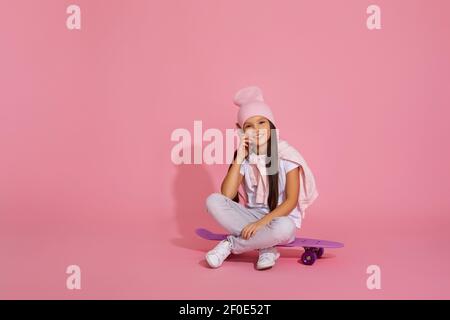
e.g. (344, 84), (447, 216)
(1, 0), (449, 299)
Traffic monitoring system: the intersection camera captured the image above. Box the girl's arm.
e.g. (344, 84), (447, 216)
(221, 132), (248, 199)
(220, 157), (244, 199)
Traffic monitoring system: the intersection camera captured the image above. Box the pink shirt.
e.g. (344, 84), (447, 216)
(239, 158), (302, 228)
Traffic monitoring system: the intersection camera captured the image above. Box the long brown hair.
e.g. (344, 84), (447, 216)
(228, 120), (279, 211)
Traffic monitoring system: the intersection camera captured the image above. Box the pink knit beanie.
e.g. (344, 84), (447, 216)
(233, 86), (276, 127)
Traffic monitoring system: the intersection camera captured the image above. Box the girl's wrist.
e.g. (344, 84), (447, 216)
(259, 215), (272, 225)
(235, 155), (245, 164)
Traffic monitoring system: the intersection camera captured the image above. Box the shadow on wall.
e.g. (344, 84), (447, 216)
(170, 144), (223, 252)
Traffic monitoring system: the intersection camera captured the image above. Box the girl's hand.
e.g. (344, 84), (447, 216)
(240, 219), (269, 240)
(236, 131), (250, 163)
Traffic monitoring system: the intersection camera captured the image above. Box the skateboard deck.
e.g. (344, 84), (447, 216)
(196, 227), (344, 265)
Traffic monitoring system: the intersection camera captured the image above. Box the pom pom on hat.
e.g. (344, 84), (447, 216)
(233, 85), (276, 127)
(233, 86), (265, 106)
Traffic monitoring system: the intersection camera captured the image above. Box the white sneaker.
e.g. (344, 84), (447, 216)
(205, 240), (232, 268)
(256, 247), (280, 270)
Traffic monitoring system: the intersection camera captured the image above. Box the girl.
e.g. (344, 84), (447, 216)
(205, 86), (319, 270)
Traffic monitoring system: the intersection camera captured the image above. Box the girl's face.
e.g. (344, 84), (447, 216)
(242, 116), (271, 147)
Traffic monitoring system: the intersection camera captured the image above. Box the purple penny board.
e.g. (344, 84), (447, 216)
(196, 227), (344, 266)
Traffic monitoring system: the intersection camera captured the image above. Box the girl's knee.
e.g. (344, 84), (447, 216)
(270, 217), (296, 243)
(205, 192), (227, 215)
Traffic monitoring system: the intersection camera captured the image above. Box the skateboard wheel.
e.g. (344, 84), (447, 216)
(316, 248), (324, 259)
(301, 251), (317, 265)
